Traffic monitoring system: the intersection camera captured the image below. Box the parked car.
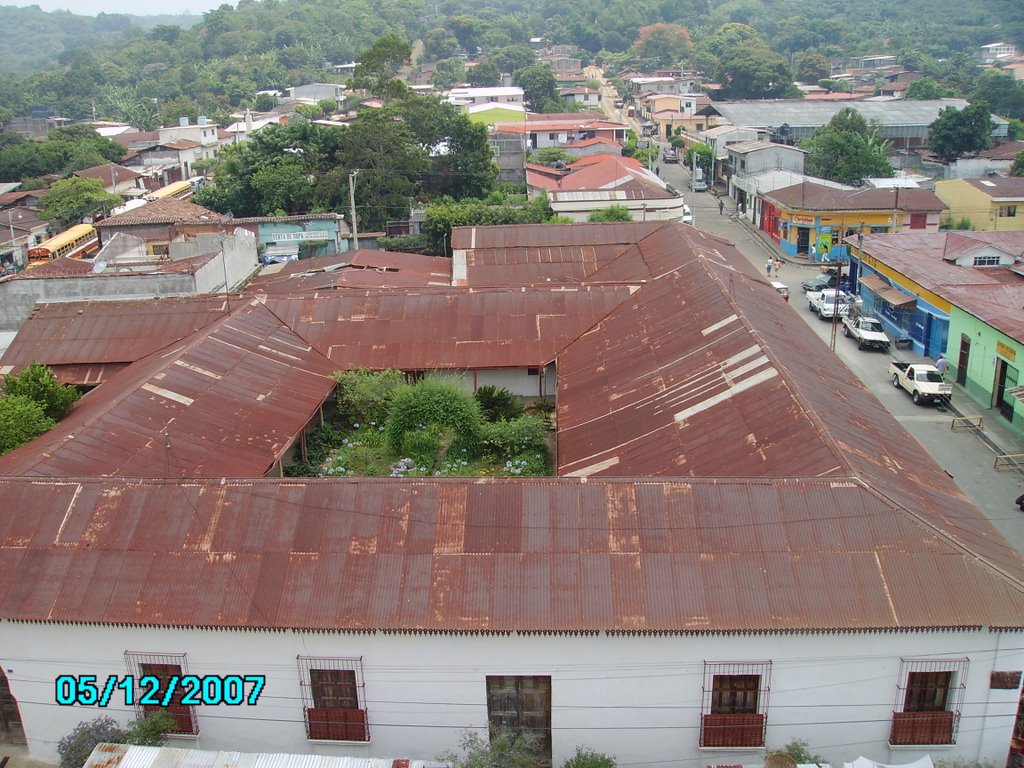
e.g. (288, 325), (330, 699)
(889, 361), (952, 406)
(807, 289), (856, 320)
(801, 273), (839, 292)
(842, 308), (890, 351)
(664, 149), (678, 164)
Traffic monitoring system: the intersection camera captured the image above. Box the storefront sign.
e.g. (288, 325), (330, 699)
(997, 341), (1017, 362)
(791, 214), (815, 225)
(273, 231), (331, 241)
(819, 225), (833, 233)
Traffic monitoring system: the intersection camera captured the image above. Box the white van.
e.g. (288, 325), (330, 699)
(770, 281), (790, 302)
(681, 205), (693, 226)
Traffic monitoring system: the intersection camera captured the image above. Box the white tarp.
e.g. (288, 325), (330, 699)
(845, 756), (934, 768)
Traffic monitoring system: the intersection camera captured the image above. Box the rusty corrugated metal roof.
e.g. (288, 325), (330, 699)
(0, 296), (231, 385)
(1, 476), (1022, 631)
(3, 221), (1024, 633)
(265, 286), (633, 370)
(0, 300), (336, 478)
(246, 251), (453, 294)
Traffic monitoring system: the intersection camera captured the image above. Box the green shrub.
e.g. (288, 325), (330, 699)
(0, 395), (56, 454)
(2, 361), (80, 420)
(385, 377), (483, 456)
(766, 739), (825, 765)
(482, 414), (548, 459)
(401, 424), (447, 471)
(332, 368), (405, 425)
(563, 747), (616, 768)
(474, 385), (525, 422)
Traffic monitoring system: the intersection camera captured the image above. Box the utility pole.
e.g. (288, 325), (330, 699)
(349, 169), (360, 251)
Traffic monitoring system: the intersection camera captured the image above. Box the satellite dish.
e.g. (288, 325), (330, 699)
(92, 260), (108, 274)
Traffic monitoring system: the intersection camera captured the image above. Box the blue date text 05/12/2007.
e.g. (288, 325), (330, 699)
(55, 674), (265, 707)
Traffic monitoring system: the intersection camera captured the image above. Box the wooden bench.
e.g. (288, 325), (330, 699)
(950, 415), (983, 432)
(994, 453), (1024, 471)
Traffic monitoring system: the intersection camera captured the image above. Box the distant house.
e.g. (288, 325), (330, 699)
(114, 118), (225, 181)
(494, 112), (627, 150)
(934, 177), (1024, 230)
(74, 163), (145, 197)
(758, 181), (946, 259)
(977, 42), (1017, 63)
(231, 213), (349, 261)
(96, 197), (222, 255)
(288, 83), (347, 104)
(725, 141), (806, 211)
(945, 140), (1024, 179)
(559, 86), (600, 108)
(447, 87), (524, 107)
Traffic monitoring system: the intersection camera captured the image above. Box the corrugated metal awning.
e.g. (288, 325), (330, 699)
(859, 274), (916, 310)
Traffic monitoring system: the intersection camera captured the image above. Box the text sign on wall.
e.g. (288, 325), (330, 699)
(996, 341), (1017, 362)
(274, 231), (331, 241)
(791, 214), (815, 225)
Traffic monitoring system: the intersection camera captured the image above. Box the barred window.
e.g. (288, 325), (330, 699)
(700, 661), (771, 748)
(298, 656), (369, 742)
(890, 658), (968, 746)
(124, 652), (197, 735)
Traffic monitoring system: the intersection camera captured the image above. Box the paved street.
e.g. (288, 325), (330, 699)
(651, 154), (1024, 553)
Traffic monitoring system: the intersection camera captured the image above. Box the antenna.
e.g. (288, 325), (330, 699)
(91, 260), (107, 274)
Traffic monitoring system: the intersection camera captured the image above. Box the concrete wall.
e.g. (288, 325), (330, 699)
(4, 623), (1018, 766)
(0, 273), (199, 332)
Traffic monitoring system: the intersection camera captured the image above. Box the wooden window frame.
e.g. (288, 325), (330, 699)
(124, 652), (198, 735)
(298, 656), (369, 742)
(700, 661), (770, 748)
(890, 658), (967, 746)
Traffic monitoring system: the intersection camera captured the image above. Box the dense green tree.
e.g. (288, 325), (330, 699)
(562, 747), (617, 768)
(716, 46), (794, 99)
(589, 205), (633, 222)
(3, 361), (81, 420)
(794, 52), (830, 83)
(927, 102), (993, 161)
(684, 143), (714, 177)
(489, 45), (536, 75)
(628, 23), (692, 68)
(350, 33), (412, 100)
(801, 107), (894, 184)
(0, 396), (55, 455)
(513, 64), (561, 113)
(39, 177), (123, 228)
(423, 28), (459, 63)
(449, 15), (485, 54)
(970, 70), (1024, 120)
(906, 77), (954, 100)
(432, 58), (467, 90)
(1010, 150), (1024, 177)
(467, 60), (501, 88)
(57, 714), (178, 768)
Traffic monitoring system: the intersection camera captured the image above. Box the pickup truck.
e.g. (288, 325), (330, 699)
(842, 311), (890, 351)
(889, 361), (952, 405)
(807, 289), (855, 320)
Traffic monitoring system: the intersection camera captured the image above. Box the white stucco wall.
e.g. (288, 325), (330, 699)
(3, 623), (1019, 766)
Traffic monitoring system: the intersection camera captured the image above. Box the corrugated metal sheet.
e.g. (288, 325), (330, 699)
(0, 296), (231, 384)
(2, 476), (1024, 631)
(265, 286), (633, 370)
(246, 251), (453, 293)
(83, 744), (445, 768)
(0, 300), (336, 478)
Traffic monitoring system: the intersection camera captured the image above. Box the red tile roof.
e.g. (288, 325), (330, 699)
(962, 177), (1024, 197)
(74, 163), (141, 185)
(98, 197), (220, 227)
(980, 140), (1024, 160)
(246, 251), (453, 293)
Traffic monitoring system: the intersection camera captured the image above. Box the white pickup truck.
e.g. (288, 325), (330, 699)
(807, 289), (855, 320)
(889, 361), (952, 405)
(842, 310), (890, 351)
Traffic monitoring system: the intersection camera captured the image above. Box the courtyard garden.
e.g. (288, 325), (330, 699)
(286, 370), (554, 478)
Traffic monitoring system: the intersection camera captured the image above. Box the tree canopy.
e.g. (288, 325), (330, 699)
(801, 107), (894, 184)
(628, 23), (692, 69)
(927, 102), (993, 161)
(38, 177), (123, 228)
(513, 64), (561, 113)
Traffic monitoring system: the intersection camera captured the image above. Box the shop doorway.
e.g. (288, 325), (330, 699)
(0, 668), (25, 744)
(994, 358), (1018, 422)
(956, 335), (970, 387)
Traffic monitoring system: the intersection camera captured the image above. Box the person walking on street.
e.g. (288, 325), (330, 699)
(773, 258), (782, 275)
(765, 259), (773, 277)
(718, 199), (724, 216)
(809, 243), (817, 261)
(936, 353), (948, 378)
